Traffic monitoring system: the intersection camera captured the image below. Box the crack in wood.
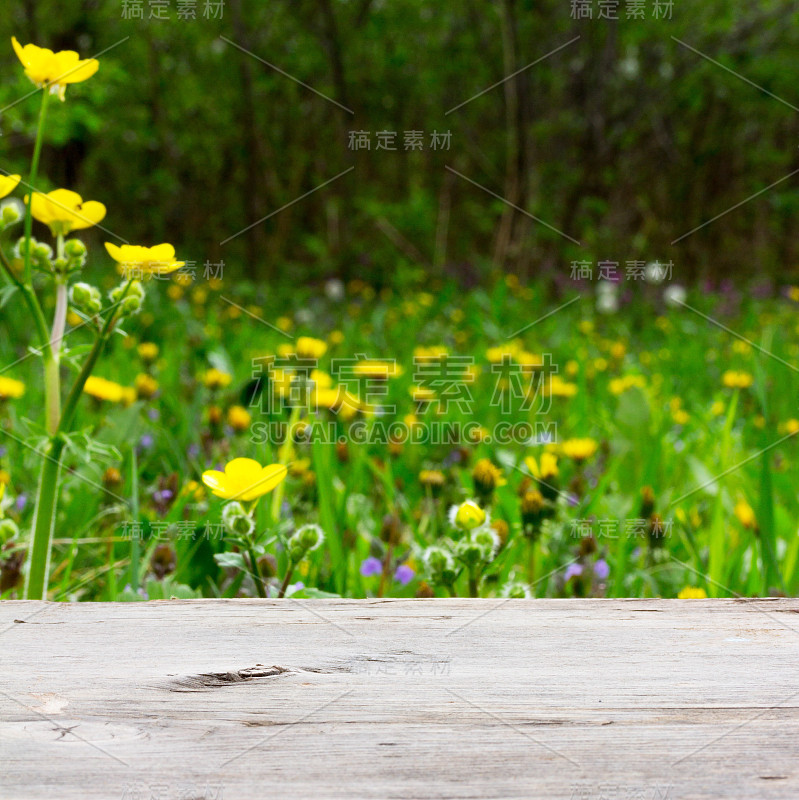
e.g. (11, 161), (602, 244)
(161, 665), (290, 692)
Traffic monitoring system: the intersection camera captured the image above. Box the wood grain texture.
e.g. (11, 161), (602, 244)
(1, 598), (799, 799)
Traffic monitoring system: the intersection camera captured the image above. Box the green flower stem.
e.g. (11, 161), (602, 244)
(271, 404), (301, 521)
(25, 280), (134, 598)
(23, 435), (65, 600)
(247, 540), (267, 598)
(45, 292), (66, 435)
(0, 246), (50, 354)
(277, 562), (294, 598)
(58, 279), (133, 435)
(128, 446), (140, 592)
(468, 570), (479, 598)
(45, 234), (67, 434)
(22, 88), (50, 286)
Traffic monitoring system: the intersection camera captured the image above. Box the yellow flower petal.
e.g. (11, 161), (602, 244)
(69, 200), (106, 231)
(104, 242), (122, 261)
(225, 458), (264, 481)
(59, 56), (99, 84)
(255, 464), (289, 494)
(149, 243), (176, 261)
(202, 459), (287, 502)
(12, 37), (99, 96)
(30, 188), (105, 234)
(104, 242), (183, 276)
(201, 470), (227, 495)
(0, 174), (21, 199)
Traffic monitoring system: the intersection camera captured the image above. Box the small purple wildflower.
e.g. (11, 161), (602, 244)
(147, 408), (160, 421)
(153, 489), (174, 504)
(443, 449), (463, 466)
(593, 559), (610, 580)
(360, 556), (382, 577)
(563, 563), (584, 581)
(394, 564), (415, 585)
(15, 494), (27, 513)
(138, 433), (154, 451)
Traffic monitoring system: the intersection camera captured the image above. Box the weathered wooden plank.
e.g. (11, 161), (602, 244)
(1, 599), (798, 799)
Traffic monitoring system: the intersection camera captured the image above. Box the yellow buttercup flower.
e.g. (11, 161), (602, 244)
(419, 469), (445, 488)
(227, 405), (252, 432)
(414, 345), (449, 362)
(202, 368), (232, 390)
(181, 480), (206, 503)
(29, 189), (105, 236)
(104, 242), (184, 276)
(11, 36), (99, 101)
(609, 375), (646, 395)
(352, 359), (401, 379)
(311, 386), (344, 411)
(472, 459), (506, 496)
(449, 499), (487, 531)
(310, 369), (333, 389)
(83, 375), (126, 403)
(561, 438), (598, 462)
(0, 175), (21, 199)
(525, 452), (558, 481)
(202, 458), (287, 502)
(411, 385), (437, 404)
(734, 500), (757, 530)
(0, 376), (25, 399)
(710, 401), (725, 417)
(295, 336), (327, 360)
(546, 375), (578, 398)
(672, 409), (689, 425)
(134, 373), (159, 400)
(137, 342), (159, 363)
(486, 340), (523, 363)
(722, 370), (753, 389)
(677, 586), (707, 599)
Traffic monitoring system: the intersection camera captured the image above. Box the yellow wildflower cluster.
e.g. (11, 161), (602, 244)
(83, 376), (135, 405)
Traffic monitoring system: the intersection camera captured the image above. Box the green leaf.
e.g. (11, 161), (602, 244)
(214, 551), (247, 570)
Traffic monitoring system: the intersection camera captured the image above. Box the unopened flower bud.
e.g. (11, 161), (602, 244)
(33, 241), (53, 261)
(449, 499), (487, 532)
(64, 238), (87, 260)
(456, 540), (486, 569)
(1, 202), (21, 226)
(422, 545), (458, 585)
(122, 294), (142, 315)
(70, 282), (92, 306)
(222, 501), (254, 537)
(287, 524), (325, 562)
(85, 297), (102, 315)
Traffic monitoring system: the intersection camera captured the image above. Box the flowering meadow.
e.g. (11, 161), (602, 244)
(2, 33), (799, 604)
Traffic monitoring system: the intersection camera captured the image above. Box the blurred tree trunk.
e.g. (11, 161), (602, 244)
(230, 0), (267, 274)
(492, 0), (531, 274)
(316, 0), (353, 276)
